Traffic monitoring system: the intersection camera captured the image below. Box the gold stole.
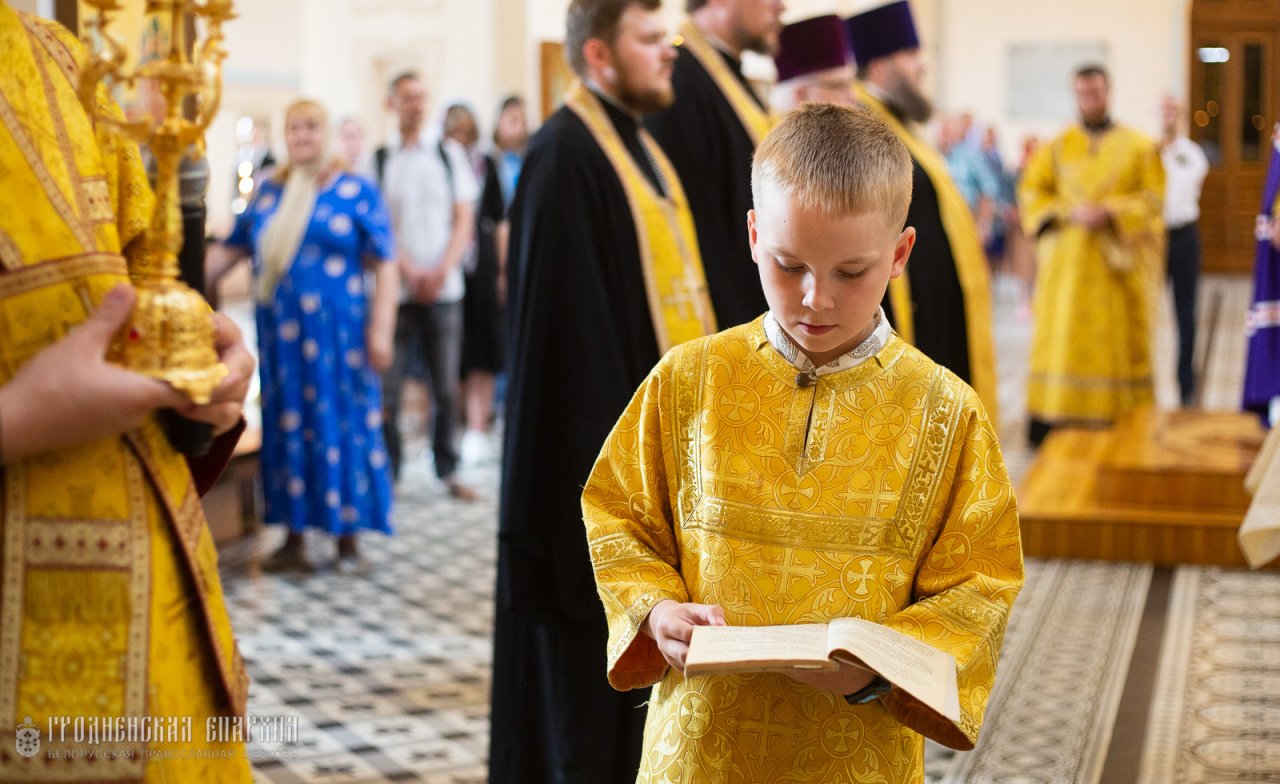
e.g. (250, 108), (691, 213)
(564, 81), (717, 351)
(856, 84), (998, 417)
(0, 12), (246, 779)
(675, 20), (776, 146)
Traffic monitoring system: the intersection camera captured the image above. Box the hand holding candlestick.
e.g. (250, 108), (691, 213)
(78, 0), (237, 411)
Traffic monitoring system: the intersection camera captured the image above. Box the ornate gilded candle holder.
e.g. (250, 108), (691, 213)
(79, 0), (235, 404)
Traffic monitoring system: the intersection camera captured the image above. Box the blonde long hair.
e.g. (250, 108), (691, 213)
(257, 99), (347, 302)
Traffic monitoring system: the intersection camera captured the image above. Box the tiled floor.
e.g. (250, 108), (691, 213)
(217, 272), (1261, 783)
(223, 456), (499, 783)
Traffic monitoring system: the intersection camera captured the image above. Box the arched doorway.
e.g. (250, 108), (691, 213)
(1190, 0), (1279, 272)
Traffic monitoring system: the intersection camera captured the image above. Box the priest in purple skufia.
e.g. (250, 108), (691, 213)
(770, 14), (855, 112)
(1244, 125), (1280, 427)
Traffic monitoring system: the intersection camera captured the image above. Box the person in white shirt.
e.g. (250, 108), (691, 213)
(376, 71), (481, 499)
(1160, 95), (1211, 406)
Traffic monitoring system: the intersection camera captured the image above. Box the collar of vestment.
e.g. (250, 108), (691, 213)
(764, 308), (891, 380)
(586, 80), (642, 128)
(585, 82), (669, 198)
(676, 19), (776, 146)
(562, 80), (717, 352)
(1082, 116), (1114, 133)
(699, 29), (742, 66)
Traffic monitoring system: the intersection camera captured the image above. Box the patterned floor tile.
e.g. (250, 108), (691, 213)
(1140, 566), (1280, 783)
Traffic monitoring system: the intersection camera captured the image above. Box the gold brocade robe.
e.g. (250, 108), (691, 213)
(856, 85), (998, 420)
(0, 8), (249, 781)
(1018, 123), (1165, 424)
(582, 320), (1024, 783)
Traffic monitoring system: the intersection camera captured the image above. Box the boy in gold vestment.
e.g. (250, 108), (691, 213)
(583, 104), (1024, 782)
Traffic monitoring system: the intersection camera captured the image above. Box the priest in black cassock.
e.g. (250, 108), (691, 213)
(845, 0), (999, 416)
(489, 0), (720, 780)
(644, 0), (782, 330)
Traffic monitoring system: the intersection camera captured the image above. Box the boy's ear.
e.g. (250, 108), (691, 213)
(747, 209), (759, 264)
(890, 227), (915, 279)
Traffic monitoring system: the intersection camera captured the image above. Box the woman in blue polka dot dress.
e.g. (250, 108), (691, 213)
(212, 99), (397, 573)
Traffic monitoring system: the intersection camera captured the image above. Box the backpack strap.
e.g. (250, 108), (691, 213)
(374, 145), (389, 187)
(437, 140), (455, 200)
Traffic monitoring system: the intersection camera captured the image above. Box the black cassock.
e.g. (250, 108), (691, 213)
(884, 158), (973, 385)
(490, 96), (668, 784)
(646, 44), (768, 331)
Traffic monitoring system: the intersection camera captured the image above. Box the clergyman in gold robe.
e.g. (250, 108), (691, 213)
(0, 4), (255, 780)
(1018, 64), (1165, 445)
(583, 104), (1023, 783)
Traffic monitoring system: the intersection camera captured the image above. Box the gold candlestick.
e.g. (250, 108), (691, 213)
(79, 0), (236, 405)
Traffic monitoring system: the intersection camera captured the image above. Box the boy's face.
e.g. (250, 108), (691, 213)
(749, 183), (913, 367)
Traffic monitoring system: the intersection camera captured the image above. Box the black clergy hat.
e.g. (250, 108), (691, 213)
(844, 1), (921, 68)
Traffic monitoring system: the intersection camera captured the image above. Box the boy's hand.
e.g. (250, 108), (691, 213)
(787, 663), (877, 697)
(642, 599), (727, 671)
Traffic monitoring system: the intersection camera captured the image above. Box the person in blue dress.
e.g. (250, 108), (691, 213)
(209, 99), (399, 573)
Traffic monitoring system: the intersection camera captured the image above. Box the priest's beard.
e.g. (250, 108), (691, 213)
(614, 76), (675, 114)
(883, 69), (933, 125)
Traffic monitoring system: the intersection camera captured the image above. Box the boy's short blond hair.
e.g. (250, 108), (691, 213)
(752, 103), (913, 229)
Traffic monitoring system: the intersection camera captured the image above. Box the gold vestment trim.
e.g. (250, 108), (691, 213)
(0, 253), (127, 299)
(676, 21), (775, 146)
(563, 81), (716, 352)
(673, 324), (961, 558)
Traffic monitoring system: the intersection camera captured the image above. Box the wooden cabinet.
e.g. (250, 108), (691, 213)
(1191, 0), (1280, 272)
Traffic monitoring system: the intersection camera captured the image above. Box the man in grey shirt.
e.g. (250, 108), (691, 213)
(378, 71), (480, 499)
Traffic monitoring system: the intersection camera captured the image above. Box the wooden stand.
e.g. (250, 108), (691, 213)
(1018, 408), (1267, 566)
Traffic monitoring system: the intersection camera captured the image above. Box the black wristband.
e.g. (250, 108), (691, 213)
(844, 676), (891, 705)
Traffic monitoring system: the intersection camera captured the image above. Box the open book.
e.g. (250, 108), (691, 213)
(684, 618), (960, 722)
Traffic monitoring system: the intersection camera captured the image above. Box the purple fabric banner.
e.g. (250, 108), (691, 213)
(1243, 129), (1280, 422)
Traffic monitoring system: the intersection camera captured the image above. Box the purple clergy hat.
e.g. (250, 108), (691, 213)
(844, 1), (920, 68)
(774, 15), (850, 83)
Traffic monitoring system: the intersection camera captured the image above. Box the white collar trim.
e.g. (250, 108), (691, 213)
(764, 308), (890, 379)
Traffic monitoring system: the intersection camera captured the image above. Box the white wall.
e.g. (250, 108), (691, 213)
(207, 0), (500, 235)
(927, 0), (1189, 159)
(200, 0), (1190, 232)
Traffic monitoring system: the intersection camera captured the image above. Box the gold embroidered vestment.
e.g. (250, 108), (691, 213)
(583, 320), (1024, 783)
(1018, 124), (1165, 424)
(0, 8), (249, 781)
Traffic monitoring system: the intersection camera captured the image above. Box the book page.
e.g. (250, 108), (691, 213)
(826, 618), (961, 722)
(684, 624), (834, 676)
(1239, 428), (1280, 568)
